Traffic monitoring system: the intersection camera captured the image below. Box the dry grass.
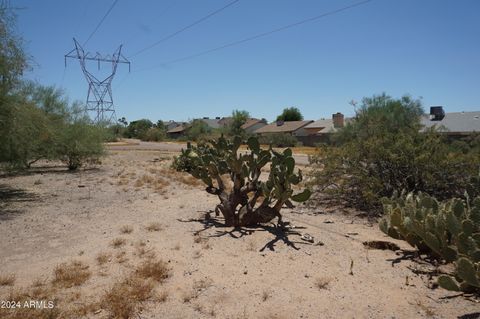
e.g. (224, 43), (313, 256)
(182, 289), (198, 303)
(135, 258), (170, 283)
(156, 290), (168, 303)
(116, 250), (128, 264)
(52, 260), (91, 288)
(101, 276), (154, 319)
(120, 225), (134, 234)
(314, 277), (331, 290)
(111, 237), (127, 248)
(145, 222), (163, 232)
(96, 252), (111, 265)
(1, 286), (60, 319)
(246, 239), (257, 252)
(0, 273), (15, 286)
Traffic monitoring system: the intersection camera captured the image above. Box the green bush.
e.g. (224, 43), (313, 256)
(309, 93), (480, 212)
(57, 119), (105, 170)
(125, 119), (153, 139)
(185, 119), (212, 141)
(142, 127), (165, 142)
(258, 133), (298, 147)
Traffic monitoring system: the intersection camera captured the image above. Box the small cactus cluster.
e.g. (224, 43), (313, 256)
(380, 192), (480, 291)
(173, 135), (311, 227)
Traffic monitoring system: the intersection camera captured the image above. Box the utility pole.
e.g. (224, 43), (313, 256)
(65, 38), (130, 123)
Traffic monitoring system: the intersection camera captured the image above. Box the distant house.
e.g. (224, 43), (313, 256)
(421, 107), (480, 137)
(253, 120), (313, 136)
(302, 112), (350, 145)
(199, 117), (222, 129)
(167, 125), (186, 139)
(165, 120), (184, 131)
(241, 118), (267, 134)
(218, 117), (233, 127)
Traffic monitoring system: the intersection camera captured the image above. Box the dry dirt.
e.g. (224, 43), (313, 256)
(0, 150), (479, 318)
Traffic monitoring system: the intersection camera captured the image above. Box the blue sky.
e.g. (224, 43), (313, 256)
(15, 0), (480, 122)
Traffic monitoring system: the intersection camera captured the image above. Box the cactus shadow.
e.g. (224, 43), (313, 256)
(179, 212), (309, 252)
(458, 312), (480, 319)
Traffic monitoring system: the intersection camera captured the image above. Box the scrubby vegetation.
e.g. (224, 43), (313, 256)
(310, 93), (480, 212)
(0, 6), (105, 171)
(380, 192), (480, 292)
(173, 135), (311, 226)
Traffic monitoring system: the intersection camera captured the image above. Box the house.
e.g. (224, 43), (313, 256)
(166, 125), (186, 139)
(302, 112), (350, 145)
(421, 106), (480, 137)
(241, 118), (267, 134)
(165, 120), (184, 131)
(199, 117), (222, 129)
(253, 120), (313, 136)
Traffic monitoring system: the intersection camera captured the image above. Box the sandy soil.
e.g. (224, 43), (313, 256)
(0, 149), (479, 319)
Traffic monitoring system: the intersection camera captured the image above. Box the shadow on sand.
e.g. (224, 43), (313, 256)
(177, 211), (311, 252)
(0, 184), (38, 221)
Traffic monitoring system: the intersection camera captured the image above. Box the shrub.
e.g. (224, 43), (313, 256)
(380, 192), (480, 292)
(310, 93), (480, 211)
(57, 118), (105, 170)
(258, 133), (298, 147)
(142, 127), (165, 141)
(125, 119), (153, 139)
(185, 119), (212, 141)
(173, 135), (311, 226)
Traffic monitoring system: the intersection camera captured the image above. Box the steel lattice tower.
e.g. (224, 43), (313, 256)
(65, 38), (130, 123)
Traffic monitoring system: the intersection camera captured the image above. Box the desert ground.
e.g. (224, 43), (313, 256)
(0, 146), (479, 319)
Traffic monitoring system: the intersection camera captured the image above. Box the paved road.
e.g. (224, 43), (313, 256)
(107, 140), (310, 166)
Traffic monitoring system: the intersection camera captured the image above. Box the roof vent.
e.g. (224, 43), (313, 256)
(429, 106), (445, 121)
(276, 120), (284, 126)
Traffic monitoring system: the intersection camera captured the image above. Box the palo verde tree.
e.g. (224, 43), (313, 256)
(173, 135), (311, 227)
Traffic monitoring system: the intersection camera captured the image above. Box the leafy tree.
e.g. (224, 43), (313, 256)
(125, 119), (153, 139)
(226, 109), (249, 137)
(186, 119), (211, 141)
(276, 107), (303, 121)
(155, 120), (166, 131)
(0, 3), (28, 98)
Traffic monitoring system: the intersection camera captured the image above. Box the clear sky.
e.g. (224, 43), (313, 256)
(15, 0), (480, 122)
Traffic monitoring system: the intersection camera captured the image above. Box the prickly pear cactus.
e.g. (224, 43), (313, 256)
(380, 193), (480, 292)
(173, 135), (311, 227)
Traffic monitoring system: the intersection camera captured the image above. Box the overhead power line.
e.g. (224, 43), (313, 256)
(137, 0), (372, 70)
(83, 0), (119, 46)
(130, 0), (241, 58)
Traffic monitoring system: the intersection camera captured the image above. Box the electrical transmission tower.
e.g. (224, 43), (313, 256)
(65, 38), (130, 123)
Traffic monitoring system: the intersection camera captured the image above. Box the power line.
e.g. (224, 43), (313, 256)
(130, 0), (241, 58)
(83, 0), (119, 46)
(137, 0), (372, 70)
